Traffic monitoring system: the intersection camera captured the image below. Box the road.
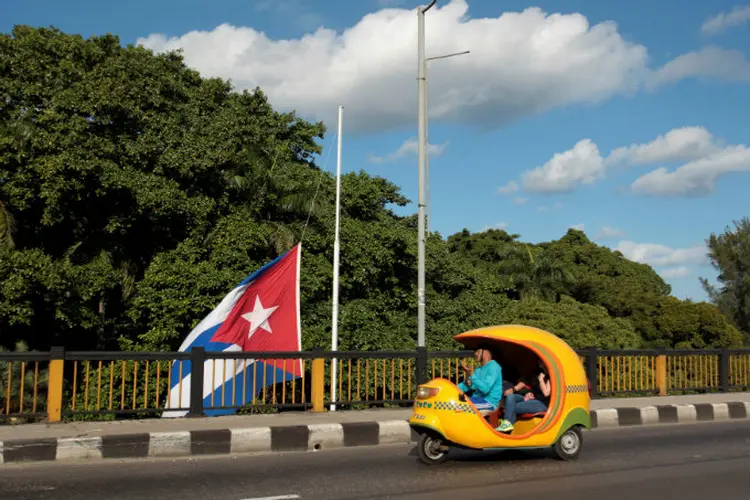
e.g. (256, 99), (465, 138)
(2, 421), (750, 499)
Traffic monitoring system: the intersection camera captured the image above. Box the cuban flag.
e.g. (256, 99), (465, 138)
(161, 243), (303, 418)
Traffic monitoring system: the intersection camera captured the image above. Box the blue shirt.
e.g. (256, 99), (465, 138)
(457, 359), (503, 409)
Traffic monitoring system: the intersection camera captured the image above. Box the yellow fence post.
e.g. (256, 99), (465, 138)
(311, 350), (325, 413)
(46, 346), (65, 423)
(656, 354), (667, 396)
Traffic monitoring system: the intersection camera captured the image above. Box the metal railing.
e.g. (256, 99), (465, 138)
(2, 347), (750, 424)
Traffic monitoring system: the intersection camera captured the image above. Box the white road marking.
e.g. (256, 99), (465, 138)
(239, 495), (301, 500)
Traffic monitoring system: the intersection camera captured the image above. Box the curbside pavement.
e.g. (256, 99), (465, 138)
(0, 420), (411, 464)
(2, 401), (750, 465)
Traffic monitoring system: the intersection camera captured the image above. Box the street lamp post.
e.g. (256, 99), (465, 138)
(424, 50), (470, 234)
(417, 0), (469, 348)
(416, 0), (434, 349)
(425, 66), (430, 235)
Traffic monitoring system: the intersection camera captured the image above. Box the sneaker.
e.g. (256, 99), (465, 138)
(496, 419), (514, 432)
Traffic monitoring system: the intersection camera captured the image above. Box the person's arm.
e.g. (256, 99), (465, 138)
(458, 362), (474, 393)
(470, 363), (501, 394)
(505, 379), (524, 396)
(538, 373), (551, 397)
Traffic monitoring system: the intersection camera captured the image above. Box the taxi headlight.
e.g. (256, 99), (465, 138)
(416, 385), (440, 399)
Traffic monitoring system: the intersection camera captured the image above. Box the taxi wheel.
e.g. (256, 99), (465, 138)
(417, 432), (449, 465)
(553, 426), (583, 461)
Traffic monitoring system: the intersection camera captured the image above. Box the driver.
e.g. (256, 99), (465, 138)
(458, 345), (504, 415)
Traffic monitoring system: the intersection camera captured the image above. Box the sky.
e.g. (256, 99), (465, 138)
(4, 0), (750, 302)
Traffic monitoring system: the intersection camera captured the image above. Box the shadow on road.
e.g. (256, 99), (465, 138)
(406, 444), (555, 465)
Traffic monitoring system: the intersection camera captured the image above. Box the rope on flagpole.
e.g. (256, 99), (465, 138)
(300, 130), (337, 242)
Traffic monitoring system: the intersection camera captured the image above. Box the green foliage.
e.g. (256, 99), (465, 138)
(644, 296), (744, 348)
(495, 244), (573, 301)
(0, 25), (325, 351)
(497, 296), (641, 349)
(701, 217), (750, 344)
(0, 341), (49, 417)
(546, 230), (664, 297)
(0, 24), (743, 365)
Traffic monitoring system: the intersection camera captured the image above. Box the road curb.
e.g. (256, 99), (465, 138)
(2, 402), (750, 465)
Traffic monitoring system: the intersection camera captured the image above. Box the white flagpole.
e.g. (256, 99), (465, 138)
(330, 105), (343, 411)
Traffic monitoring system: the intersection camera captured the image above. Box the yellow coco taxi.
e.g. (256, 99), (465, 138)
(409, 324), (591, 465)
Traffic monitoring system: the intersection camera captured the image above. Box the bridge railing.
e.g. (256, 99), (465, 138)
(586, 348), (747, 397)
(2, 347), (749, 424)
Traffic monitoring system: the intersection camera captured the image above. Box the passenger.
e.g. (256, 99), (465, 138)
(504, 378), (529, 396)
(496, 365), (550, 433)
(458, 345), (504, 415)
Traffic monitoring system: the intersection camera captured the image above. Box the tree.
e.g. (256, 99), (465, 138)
(1, 25), (744, 358)
(0, 100), (36, 249)
(701, 217), (750, 343)
(644, 296), (744, 349)
(0, 199), (14, 248)
(540, 229), (672, 340)
(0, 26), (325, 350)
(446, 228), (521, 268)
(497, 295), (641, 349)
(495, 244), (573, 301)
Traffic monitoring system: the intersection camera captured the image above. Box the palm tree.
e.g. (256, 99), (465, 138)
(0, 200), (15, 249)
(497, 244), (573, 301)
(3, 115), (35, 153)
(218, 145), (326, 253)
(1, 112), (37, 249)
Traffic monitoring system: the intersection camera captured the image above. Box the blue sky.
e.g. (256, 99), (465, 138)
(5, 0), (750, 301)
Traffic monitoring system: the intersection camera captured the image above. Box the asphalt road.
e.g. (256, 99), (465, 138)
(2, 421), (750, 499)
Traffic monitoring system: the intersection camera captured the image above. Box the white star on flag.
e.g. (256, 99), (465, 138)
(241, 295), (279, 338)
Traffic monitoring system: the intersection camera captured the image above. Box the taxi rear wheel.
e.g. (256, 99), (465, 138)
(553, 426), (583, 461)
(417, 432), (449, 465)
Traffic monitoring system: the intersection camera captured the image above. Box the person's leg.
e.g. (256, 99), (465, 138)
(503, 394), (524, 424)
(495, 394), (524, 432)
(469, 394), (494, 413)
(513, 399), (547, 416)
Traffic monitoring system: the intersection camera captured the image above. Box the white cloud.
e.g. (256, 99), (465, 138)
(368, 137), (448, 163)
(701, 5), (750, 35)
(522, 139), (605, 193)
(136, 1), (650, 134)
(594, 226), (625, 240)
(659, 266), (691, 279)
(483, 222), (509, 231)
(509, 125), (749, 197)
(648, 46), (750, 88)
(498, 180), (519, 195)
(630, 144), (750, 196)
(513, 197), (529, 205)
(606, 126), (721, 166)
(569, 223), (585, 231)
(615, 240), (708, 267)
(616, 241), (705, 281)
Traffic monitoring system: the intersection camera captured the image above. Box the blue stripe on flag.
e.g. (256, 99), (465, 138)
(201, 361), (299, 416)
(163, 247), (300, 417)
(238, 252), (284, 287)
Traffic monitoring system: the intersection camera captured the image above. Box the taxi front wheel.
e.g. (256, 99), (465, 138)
(552, 426), (583, 461)
(416, 432), (449, 465)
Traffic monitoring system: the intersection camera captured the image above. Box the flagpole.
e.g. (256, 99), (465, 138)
(330, 104), (343, 412)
